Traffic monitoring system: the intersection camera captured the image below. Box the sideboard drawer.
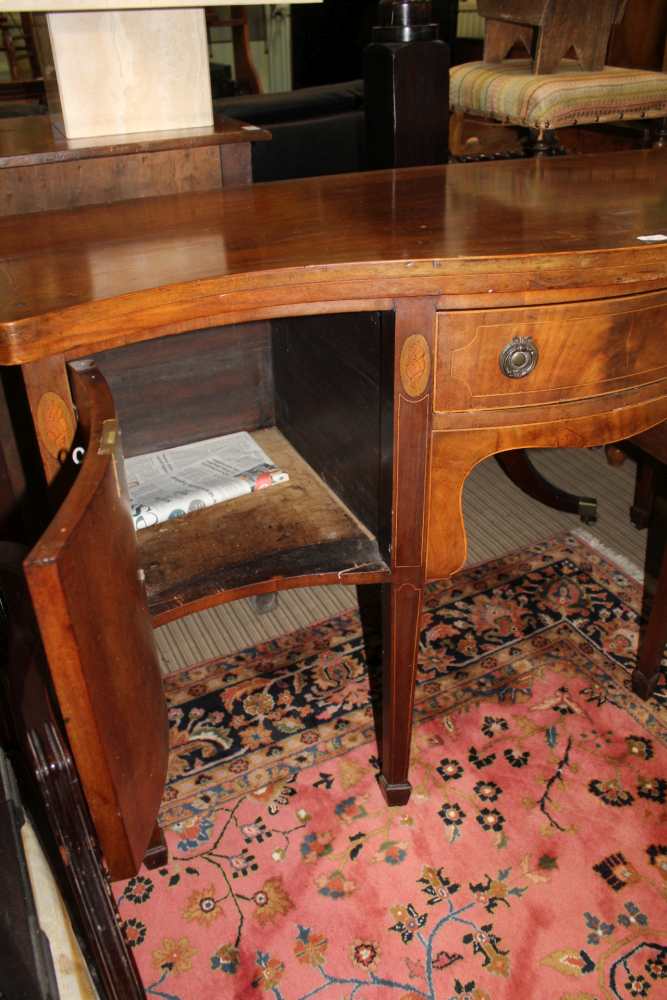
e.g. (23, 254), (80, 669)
(434, 290), (667, 412)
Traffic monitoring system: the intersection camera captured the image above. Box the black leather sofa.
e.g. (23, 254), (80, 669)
(214, 79), (366, 182)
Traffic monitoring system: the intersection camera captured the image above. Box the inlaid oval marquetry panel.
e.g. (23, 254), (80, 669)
(36, 391), (76, 460)
(400, 334), (431, 398)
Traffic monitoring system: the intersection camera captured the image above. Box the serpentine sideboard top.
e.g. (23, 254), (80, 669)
(2, 149), (667, 364)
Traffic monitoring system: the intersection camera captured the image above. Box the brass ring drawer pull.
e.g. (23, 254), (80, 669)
(499, 336), (539, 379)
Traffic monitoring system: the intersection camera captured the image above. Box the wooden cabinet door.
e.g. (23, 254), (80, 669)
(23, 360), (169, 880)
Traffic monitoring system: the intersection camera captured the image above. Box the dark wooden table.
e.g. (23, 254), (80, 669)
(0, 114), (271, 215)
(1, 150), (666, 879)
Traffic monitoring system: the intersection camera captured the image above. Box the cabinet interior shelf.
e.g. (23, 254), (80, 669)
(136, 428), (389, 620)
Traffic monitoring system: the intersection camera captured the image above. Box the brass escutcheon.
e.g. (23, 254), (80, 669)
(499, 336), (539, 379)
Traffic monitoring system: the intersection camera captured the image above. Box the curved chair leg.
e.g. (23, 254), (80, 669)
(495, 450), (598, 524)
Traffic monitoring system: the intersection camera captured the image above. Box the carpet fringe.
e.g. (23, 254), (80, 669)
(573, 526), (644, 582)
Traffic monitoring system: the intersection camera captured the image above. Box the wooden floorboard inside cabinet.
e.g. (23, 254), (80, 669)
(137, 428), (388, 618)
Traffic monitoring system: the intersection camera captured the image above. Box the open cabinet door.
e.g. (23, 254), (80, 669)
(23, 360), (169, 880)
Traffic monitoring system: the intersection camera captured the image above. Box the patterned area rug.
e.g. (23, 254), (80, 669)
(116, 533), (667, 999)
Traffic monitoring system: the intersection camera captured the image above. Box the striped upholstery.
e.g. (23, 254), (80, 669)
(450, 59), (667, 129)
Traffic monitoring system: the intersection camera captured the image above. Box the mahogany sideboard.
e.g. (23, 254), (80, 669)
(1, 150), (667, 880)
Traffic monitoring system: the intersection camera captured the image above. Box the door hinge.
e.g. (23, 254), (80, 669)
(98, 419), (118, 456)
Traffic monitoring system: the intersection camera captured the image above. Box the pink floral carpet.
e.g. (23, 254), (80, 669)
(116, 534), (667, 999)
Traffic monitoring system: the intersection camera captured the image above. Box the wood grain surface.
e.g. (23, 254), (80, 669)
(23, 363), (169, 880)
(434, 290), (667, 412)
(2, 151), (667, 364)
(0, 114), (270, 168)
(427, 390), (667, 581)
(138, 427), (389, 622)
(0, 116), (267, 216)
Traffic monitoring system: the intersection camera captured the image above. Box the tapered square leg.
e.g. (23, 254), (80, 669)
(633, 464), (667, 700)
(378, 298), (435, 804)
(142, 823), (168, 871)
(378, 581), (423, 806)
(633, 541), (667, 700)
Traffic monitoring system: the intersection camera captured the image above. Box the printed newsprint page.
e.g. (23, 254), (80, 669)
(126, 431), (288, 530)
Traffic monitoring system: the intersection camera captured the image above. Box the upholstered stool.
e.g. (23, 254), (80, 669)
(450, 59), (667, 154)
